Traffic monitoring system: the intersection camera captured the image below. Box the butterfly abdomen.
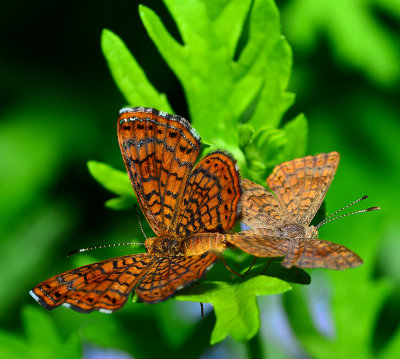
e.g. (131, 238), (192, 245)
(181, 233), (227, 256)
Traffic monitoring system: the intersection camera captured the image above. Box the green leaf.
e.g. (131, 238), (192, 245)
(138, 0), (297, 156)
(239, 114), (307, 180)
(175, 275), (291, 344)
(105, 197), (136, 210)
(0, 331), (26, 359)
(239, 125), (286, 181)
(282, 113), (308, 159)
(23, 306), (62, 348)
(380, 324), (400, 359)
(87, 160), (136, 208)
(0, 306), (82, 359)
(101, 29), (173, 111)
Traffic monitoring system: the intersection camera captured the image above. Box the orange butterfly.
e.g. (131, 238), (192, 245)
(30, 107), (241, 313)
(226, 152), (378, 270)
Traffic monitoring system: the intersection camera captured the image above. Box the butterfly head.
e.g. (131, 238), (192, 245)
(307, 225), (319, 239)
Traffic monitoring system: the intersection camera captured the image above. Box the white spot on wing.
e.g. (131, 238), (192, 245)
(29, 290), (40, 302)
(99, 308), (113, 314)
(62, 303), (71, 309)
(119, 107), (134, 114)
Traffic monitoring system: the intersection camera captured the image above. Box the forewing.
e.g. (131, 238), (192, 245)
(226, 229), (290, 258)
(281, 238), (363, 270)
(118, 107), (201, 235)
(135, 253), (217, 303)
(30, 254), (154, 313)
(173, 151), (241, 236)
(240, 178), (283, 229)
(267, 152), (340, 226)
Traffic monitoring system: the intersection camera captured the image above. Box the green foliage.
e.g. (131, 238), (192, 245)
(102, 0), (307, 177)
(101, 29), (173, 112)
(0, 307), (81, 359)
(283, 0), (400, 87)
(176, 276), (291, 344)
(240, 113), (307, 182)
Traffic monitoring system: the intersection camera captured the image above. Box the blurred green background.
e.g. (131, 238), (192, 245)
(1, 0), (399, 358)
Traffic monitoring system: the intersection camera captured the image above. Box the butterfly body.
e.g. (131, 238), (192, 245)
(274, 223), (313, 240)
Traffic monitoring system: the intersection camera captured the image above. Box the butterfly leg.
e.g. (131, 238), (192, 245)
(261, 258), (275, 275)
(220, 256), (244, 278)
(244, 257), (257, 274)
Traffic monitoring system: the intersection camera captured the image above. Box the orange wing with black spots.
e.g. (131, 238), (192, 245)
(174, 151), (241, 236)
(135, 253), (217, 303)
(267, 152), (339, 226)
(30, 254), (154, 313)
(118, 107), (201, 235)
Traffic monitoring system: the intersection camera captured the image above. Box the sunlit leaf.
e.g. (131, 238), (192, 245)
(176, 276), (291, 344)
(101, 29), (173, 112)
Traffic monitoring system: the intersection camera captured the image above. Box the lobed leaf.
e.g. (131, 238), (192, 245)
(175, 275), (291, 344)
(101, 29), (172, 111)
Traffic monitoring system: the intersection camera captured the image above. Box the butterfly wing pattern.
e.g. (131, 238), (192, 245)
(227, 152), (363, 270)
(30, 107), (241, 312)
(267, 152), (340, 226)
(118, 108), (202, 234)
(30, 255), (154, 313)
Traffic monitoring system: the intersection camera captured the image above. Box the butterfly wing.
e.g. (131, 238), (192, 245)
(240, 178), (283, 229)
(118, 107), (201, 235)
(226, 229), (289, 258)
(267, 152), (340, 226)
(280, 238), (363, 269)
(30, 254), (154, 313)
(135, 253), (217, 303)
(173, 151), (241, 236)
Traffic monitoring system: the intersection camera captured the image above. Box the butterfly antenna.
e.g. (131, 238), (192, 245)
(136, 206), (148, 240)
(67, 242), (145, 258)
(316, 195), (380, 229)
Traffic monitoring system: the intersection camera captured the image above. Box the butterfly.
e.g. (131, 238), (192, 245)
(226, 152), (375, 270)
(30, 107), (241, 313)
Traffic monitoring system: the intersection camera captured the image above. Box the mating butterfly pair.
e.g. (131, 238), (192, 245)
(30, 108), (376, 313)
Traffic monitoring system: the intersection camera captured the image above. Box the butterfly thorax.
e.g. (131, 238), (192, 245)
(274, 223), (318, 240)
(275, 223), (306, 239)
(145, 236), (184, 257)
